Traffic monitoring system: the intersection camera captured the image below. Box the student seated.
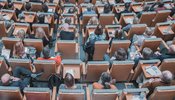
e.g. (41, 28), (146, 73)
(25, 2), (31, 11)
(42, 3), (49, 13)
(1, 66), (42, 91)
(137, 70), (174, 96)
(103, 4), (112, 14)
(150, 1), (166, 12)
(122, 17), (139, 33)
(83, 5), (96, 15)
(0, 15), (14, 29)
(59, 23), (75, 40)
(118, 3), (131, 19)
(38, 14), (45, 24)
(168, 7), (175, 21)
(30, 27), (50, 47)
(13, 29), (26, 40)
(59, 73), (82, 89)
(84, 25), (106, 61)
(37, 47), (62, 66)
(12, 41), (27, 59)
(93, 72), (117, 89)
(104, 48), (127, 67)
(132, 27), (156, 47)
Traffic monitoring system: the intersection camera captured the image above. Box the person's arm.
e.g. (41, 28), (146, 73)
(13, 67), (32, 78)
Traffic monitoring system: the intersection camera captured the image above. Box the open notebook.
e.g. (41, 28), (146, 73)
(145, 66), (161, 76)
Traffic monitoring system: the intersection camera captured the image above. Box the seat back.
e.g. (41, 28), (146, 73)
(55, 40), (78, 59)
(140, 38), (162, 52)
(139, 12), (156, 26)
(99, 14), (115, 27)
(62, 59), (83, 79)
(93, 41), (109, 60)
(127, 24), (147, 39)
(159, 58), (175, 75)
(23, 39), (43, 53)
(92, 89), (119, 100)
(24, 87), (52, 100)
(0, 21), (7, 37)
(0, 57), (9, 77)
(32, 24), (50, 36)
(110, 61), (134, 81)
(8, 58), (32, 71)
(59, 89), (85, 100)
(13, 23), (30, 35)
(0, 86), (23, 100)
(30, 2), (43, 12)
(149, 86), (175, 100)
(2, 37), (20, 50)
(110, 40), (131, 57)
(119, 13), (135, 27)
(82, 14), (98, 25)
(85, 61), (109, 82)
(151, 10), (171, 26)
(33, 60), (56, 81)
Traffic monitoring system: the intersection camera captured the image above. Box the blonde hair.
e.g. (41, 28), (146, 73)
(88, 17), (99, 25)
(13, 41), (25, 58)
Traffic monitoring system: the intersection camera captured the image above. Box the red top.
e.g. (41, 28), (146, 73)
(37, 56), (62, 66)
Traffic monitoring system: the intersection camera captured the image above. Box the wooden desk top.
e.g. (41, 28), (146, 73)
(0, 2), (6, 7)
(132, 5), (143, 12)
(24, 14), (35, 23)
(63, 65), (81, 79)
(141, 64), (160, 79)
(13, 3), (23, 10)
(115, 6), (125, 12)
(97, 6), (104, 14)
(48, 5), (56, 12)
(158, 25), (174, 35)
(1, 12), (13, 20)
(123, 16), (134, 24)
(45, 15), (53, 24)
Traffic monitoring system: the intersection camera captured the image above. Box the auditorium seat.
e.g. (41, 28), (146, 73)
(23, 87), (56, 100)
(80, 14), (98, 26)
(0, 21), (13, 37)
(13, 23), (31, 35)
(109, 40), (131, 57)
(0, 57), (9, 77)
(33, 60), (57, 81)
(55, 40), (79, 59)
(93, 41), (109, 60)
(58, 88), (85, 100)
(110, 61), (134, 82)
(84, 61), (109, 82)
(149, 86), (175, 100)
(123, 24), (147, 39)
(159, 58), (175, 75)
(99, 14), (118, 27)
(119, 13), (136, 27)
(2, 37), (20, 50)
(0, 86), (23, 100)
(139, 12), (156, 26)
(30, 2), (43, 12)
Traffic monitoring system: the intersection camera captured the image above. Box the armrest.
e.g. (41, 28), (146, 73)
(82, 62), (86, 75)
(114, 17), (119, 24)
(52, 86), (57, 100)
(31, 64), (36, 73)
(7, 25), (14, 36)
(50, 28), (54, 37)
(76, 43), (79, 53)
(86, 87), (91, 100)
(56, 64), (61, 75)
(127, 69), (134, 82)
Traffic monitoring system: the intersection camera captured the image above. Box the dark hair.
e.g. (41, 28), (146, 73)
(64, 73), (75, 88)
(42, 4), (48, 12)
(8, 2), (13, 9)
(38, 14), (45, 23)
(115, 29), (123, 39)
(115, 48), (127, 60)
(25, 2), (31, 11)
(42, 47), (50, 59)
(103, 4), (111, 13)
(65, 0), (70, 3)
(68, 7), (76, 13)
(158, 2), (164, 7)
(124, 3), (130, 10)
(87, 6), (92, 11)
(100, 72), (112, 89)
(170, 7), (175, 17)
(142, 47), (153, 59)
(143, 5), (150, 11)
(65, 17), (72, 24)
(94, 25), (103, 35)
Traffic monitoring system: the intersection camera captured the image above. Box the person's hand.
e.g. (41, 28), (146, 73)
(154, 51), (161, 56)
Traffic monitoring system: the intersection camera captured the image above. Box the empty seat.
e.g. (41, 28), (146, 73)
(139, 12), (156, 26)
(99, 14), (117, 27)
(2, 37), (20, 50)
